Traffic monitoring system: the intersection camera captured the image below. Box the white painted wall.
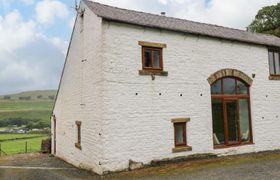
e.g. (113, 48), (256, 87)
(53, 2), (280, 175)
(100, 21), (280, 172)
(52, 1), (104, 174)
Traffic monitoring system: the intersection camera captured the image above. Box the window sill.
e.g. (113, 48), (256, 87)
(214, 142), (254, 149)
(269, 75), (280, 80)
(172, 146), (192, 153)
(75, 143), (82, 150)
(171, 118), (190, 123)
(139, 70), (168, 76)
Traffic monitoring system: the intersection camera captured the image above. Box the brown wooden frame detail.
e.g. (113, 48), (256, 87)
(75, 121), (82, 150)
(141, 46), (164, 71)
(207, 69), (253, 86)
(174, 122), (187, 147)
(171, 118), (192, 153)
(211, 77), (253, 149)
(53, 115), (56, 155)
(268, 49), (280, 80)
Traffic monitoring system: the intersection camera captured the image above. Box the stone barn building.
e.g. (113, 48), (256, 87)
(51, 0), (280, 175)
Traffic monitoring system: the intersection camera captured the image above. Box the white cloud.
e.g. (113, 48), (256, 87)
(0, 10), (36, 52)
(21, 0), (34, 5)
(170, 0), (280, 29)
(35, 0), (69, 25)
(94, 0), (279, 30)
(49, 37), (68, 55)
(68, 16), (75, 29)
(0, 10), (66, 94)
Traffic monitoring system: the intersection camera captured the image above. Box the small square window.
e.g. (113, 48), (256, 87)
(171, 118), (192, 152)
(142, 47), (163, 71)
(174, 122), (186, 147)
(174, 123), (186, 146)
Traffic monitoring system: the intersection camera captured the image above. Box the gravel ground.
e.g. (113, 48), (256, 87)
(0, 154), (100, 180)
(1, 152), (280, 180)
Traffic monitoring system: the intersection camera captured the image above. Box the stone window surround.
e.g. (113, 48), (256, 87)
(269, 75), (280, 80)
(171, 118), (192, 153)
(268, 49), (280, 79)
(207, 69), (253, 86)
(138, 41), (168, 76)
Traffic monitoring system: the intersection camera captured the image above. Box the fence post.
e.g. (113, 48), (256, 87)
(25, 141), (27, 153)
(0, 143), (1, 157)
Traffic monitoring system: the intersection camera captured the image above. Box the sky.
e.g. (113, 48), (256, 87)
(0, 0), (279, 95)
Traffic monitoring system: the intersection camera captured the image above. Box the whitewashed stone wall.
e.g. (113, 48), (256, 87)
(53, 2), (280, 175)
(100, 21), (280, 172)
(52, 1), (104, 174)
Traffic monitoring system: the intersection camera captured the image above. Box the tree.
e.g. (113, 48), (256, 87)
(3, 96), (11, 100)
(247, 3), (280, 37)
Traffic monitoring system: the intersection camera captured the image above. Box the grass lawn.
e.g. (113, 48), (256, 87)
(0, 135), (49, 155)
(0, 101), (54, 111)
(0, 133), (45, 141)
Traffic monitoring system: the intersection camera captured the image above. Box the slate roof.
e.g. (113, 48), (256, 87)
(83, 0), (280, 48)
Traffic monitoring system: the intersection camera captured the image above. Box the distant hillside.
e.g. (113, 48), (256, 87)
(0, 90), (57, 129)
(0, 90), (57, 101)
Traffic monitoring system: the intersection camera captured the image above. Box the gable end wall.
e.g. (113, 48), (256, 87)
(51, 1), (104, 174)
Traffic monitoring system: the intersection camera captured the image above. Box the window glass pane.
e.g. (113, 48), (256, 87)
(153, 50), (160, 68)
(211, 80), (222, 94)
(175, 124), (184, 145)
(239, 99), (251, 142)
(223, 78), (236, 94)
(212, 99), (225, 145)
(274, 52), (280, 74)
(226, 100), (238, 143)
(237, 80), (248, 94)
(144, 49), (152, 67)
(269, 51), (275, 74)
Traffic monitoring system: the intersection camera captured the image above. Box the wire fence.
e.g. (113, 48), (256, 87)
(0, 137), (48, 156)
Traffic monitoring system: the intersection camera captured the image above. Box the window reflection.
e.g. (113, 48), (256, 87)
(211, 79), (221, 94)
(223, 78), (236, 94)
(237, 80), (248, 94)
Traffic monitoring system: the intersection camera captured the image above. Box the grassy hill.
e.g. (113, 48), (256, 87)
(0, 90), (57, 129)
(0, 90), (56, 101)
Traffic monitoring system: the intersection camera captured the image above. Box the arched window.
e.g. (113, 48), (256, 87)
(211, 77), (253, 148)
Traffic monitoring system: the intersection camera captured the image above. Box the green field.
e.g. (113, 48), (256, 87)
(0, 134), (49, 155)
(0, 101), (53, 111)
(0, 133), (44, 141)
(0, 90), (56, 128)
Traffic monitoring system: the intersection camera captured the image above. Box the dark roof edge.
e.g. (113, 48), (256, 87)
(83, 0), (280, 48)
(102, 17), (275, 48)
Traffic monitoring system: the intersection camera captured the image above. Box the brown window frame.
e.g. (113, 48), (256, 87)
(211, 77), (253, 149)
(174, 122), (187, 147)
(142, 46), (163, 71)
(75, 121), (82, 150)
(268, 49), (280, 76)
